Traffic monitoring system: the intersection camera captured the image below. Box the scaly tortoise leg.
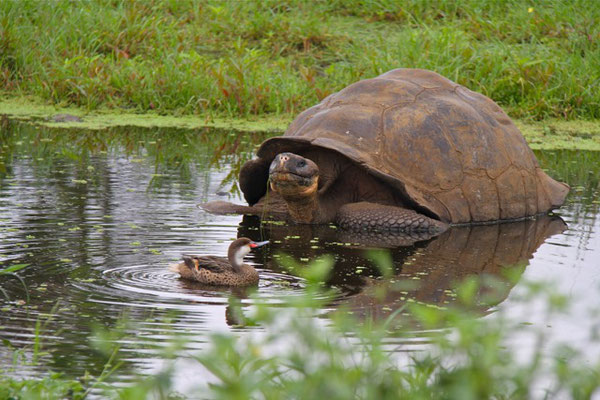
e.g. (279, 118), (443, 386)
(336, 202), (448, 233)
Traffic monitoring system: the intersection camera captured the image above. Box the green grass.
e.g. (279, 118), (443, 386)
(1, 0), (599, 120)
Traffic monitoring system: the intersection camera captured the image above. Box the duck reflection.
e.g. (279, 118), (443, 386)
(237, 214), (567, 321)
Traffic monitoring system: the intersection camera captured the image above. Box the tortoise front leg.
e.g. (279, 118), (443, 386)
(336, 202), (448, 234)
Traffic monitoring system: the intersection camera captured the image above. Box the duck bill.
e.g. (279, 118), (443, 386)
(250, 240), (269, 248)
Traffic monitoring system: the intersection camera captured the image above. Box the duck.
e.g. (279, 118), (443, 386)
(169, 237), (269, 286)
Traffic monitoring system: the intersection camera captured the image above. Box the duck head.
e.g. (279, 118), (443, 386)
(228, 237), (269, 271)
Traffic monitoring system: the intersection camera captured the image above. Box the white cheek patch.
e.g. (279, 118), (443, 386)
(233, 246), (251, 267)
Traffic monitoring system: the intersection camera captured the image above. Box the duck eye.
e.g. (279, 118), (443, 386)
(297, 160), (306, 168)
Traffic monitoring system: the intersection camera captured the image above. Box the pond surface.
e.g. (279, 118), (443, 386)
(0, 120), (599, 387)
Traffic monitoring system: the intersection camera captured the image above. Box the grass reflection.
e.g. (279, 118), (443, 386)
(0, 119), (274, 195)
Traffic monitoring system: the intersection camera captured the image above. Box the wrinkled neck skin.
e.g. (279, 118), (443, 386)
(281, 191), (320, 223)
(273, 175), (334, 224)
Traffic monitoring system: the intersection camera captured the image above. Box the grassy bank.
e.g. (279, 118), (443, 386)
(1, 0), (599, 120)
(0, 95), (290, 132)
(2, 96), (600, 150)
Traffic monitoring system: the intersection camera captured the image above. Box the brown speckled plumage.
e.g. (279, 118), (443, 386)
(169, 238), (268, 287)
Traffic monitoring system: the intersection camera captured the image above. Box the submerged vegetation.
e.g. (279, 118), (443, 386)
(1, 0), (599, 120)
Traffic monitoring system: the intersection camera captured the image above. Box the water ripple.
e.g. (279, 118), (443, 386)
(70, 264), (307, 309)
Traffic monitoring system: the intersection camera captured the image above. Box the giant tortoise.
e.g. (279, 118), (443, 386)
(203, 69), (569, 233)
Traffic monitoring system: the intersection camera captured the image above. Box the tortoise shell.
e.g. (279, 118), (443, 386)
(254, 69), (569, 224)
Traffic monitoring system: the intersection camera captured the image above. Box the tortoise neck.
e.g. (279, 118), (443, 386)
(283, 192), (320, 223)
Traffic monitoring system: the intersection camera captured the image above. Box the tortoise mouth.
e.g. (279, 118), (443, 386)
(269, 172), (318, 198)
(270, 171), (316, 187)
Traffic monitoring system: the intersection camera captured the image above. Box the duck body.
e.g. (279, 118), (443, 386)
(171, 255), (259, 286)
(169, 238), (268, 287)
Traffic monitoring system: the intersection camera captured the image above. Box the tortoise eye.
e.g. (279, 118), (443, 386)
(297, 160), (306, 168)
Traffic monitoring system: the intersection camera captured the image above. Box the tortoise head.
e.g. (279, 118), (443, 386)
(268, 152), (319, 199)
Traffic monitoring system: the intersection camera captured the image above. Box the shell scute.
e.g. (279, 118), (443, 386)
(461, 174), (500, 222)
(497, 167), (528, 219)
(328, 76), (422, 108)
(383, 101), (464, 192)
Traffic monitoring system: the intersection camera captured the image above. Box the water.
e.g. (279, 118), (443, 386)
(0, 120), (599, 387)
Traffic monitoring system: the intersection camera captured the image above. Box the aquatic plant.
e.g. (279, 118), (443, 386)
(0, 373), (86, 400)
(183, 262), (600, 400)
(1, 255), (599, 399)
(0, 263), (29, 302)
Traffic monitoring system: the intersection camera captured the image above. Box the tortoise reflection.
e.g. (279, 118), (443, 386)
(237, 215), (567, 322)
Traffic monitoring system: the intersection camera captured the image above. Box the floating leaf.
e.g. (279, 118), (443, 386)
(0, 264), (29, 274)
